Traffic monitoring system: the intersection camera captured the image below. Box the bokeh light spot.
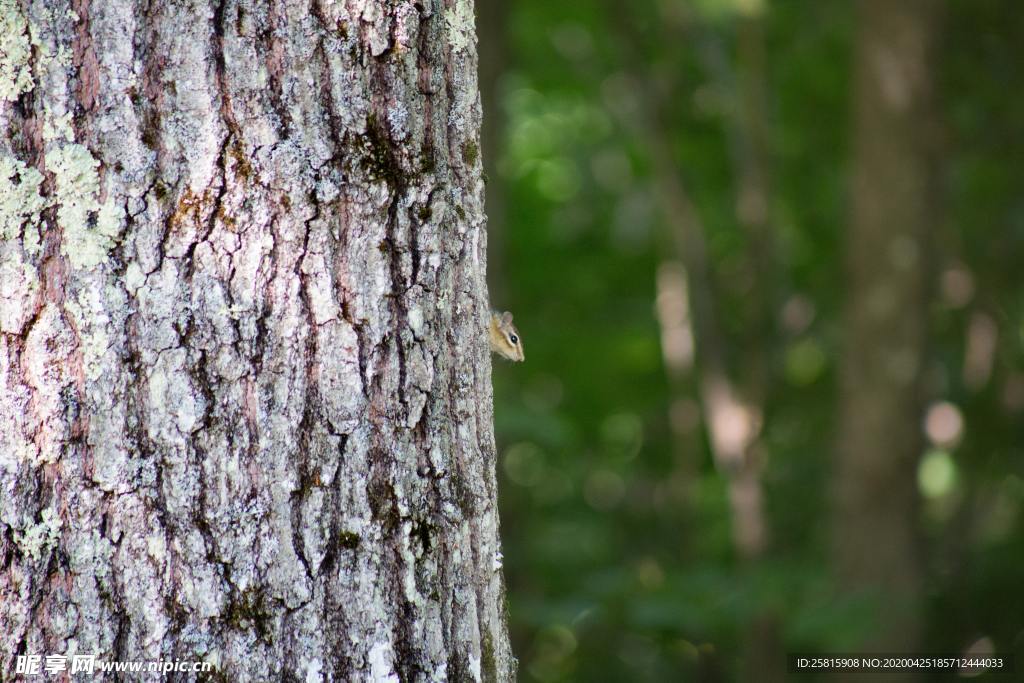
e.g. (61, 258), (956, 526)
(918, 449), (957, 499)
(923, 401), (964, 448)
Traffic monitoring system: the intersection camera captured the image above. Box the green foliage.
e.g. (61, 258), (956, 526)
(487, 0), (1024, 680)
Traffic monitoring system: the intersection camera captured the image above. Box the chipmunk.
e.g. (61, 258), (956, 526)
(489, 311), (524, 362)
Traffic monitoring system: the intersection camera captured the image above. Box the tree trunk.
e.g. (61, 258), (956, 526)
(833, 0), (938, 669)
(0, 0), (515, 680)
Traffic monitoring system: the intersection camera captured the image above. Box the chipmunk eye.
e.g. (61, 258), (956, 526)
(509, 334), (518, 344)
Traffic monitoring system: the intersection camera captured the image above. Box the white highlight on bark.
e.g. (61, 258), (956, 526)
(368, 641), (400, 682)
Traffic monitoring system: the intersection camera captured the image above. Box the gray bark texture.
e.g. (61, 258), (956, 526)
(0, 0), (515, 680)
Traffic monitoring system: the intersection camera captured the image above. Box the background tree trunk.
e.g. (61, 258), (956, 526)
(0, 0), (515, 679)
(833, 0), (939, 670)
(475, 0), (508, 301)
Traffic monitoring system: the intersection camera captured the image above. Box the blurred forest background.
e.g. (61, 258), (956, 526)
(478, 0), (1024, 680)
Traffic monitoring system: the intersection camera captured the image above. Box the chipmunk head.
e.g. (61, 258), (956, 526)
(489, 311), (524, 362)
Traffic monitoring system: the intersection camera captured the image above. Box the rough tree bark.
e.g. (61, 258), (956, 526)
(833, 0), (938, 671)
(0, 0), (515, 679)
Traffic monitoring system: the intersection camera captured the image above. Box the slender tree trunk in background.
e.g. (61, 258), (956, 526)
(616, 53), (767, 567)
(732, 17), (775, 403)
(645, 105), (768, 681)
(689, 19), (782, 681)
(0, 0), (515, 679)
(730, 17), (784, 683)
(833, 0), (938, 671)
(595, 12), (769, 589)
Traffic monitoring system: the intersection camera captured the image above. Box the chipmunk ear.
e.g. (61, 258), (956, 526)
(500, 312), (514, 325)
